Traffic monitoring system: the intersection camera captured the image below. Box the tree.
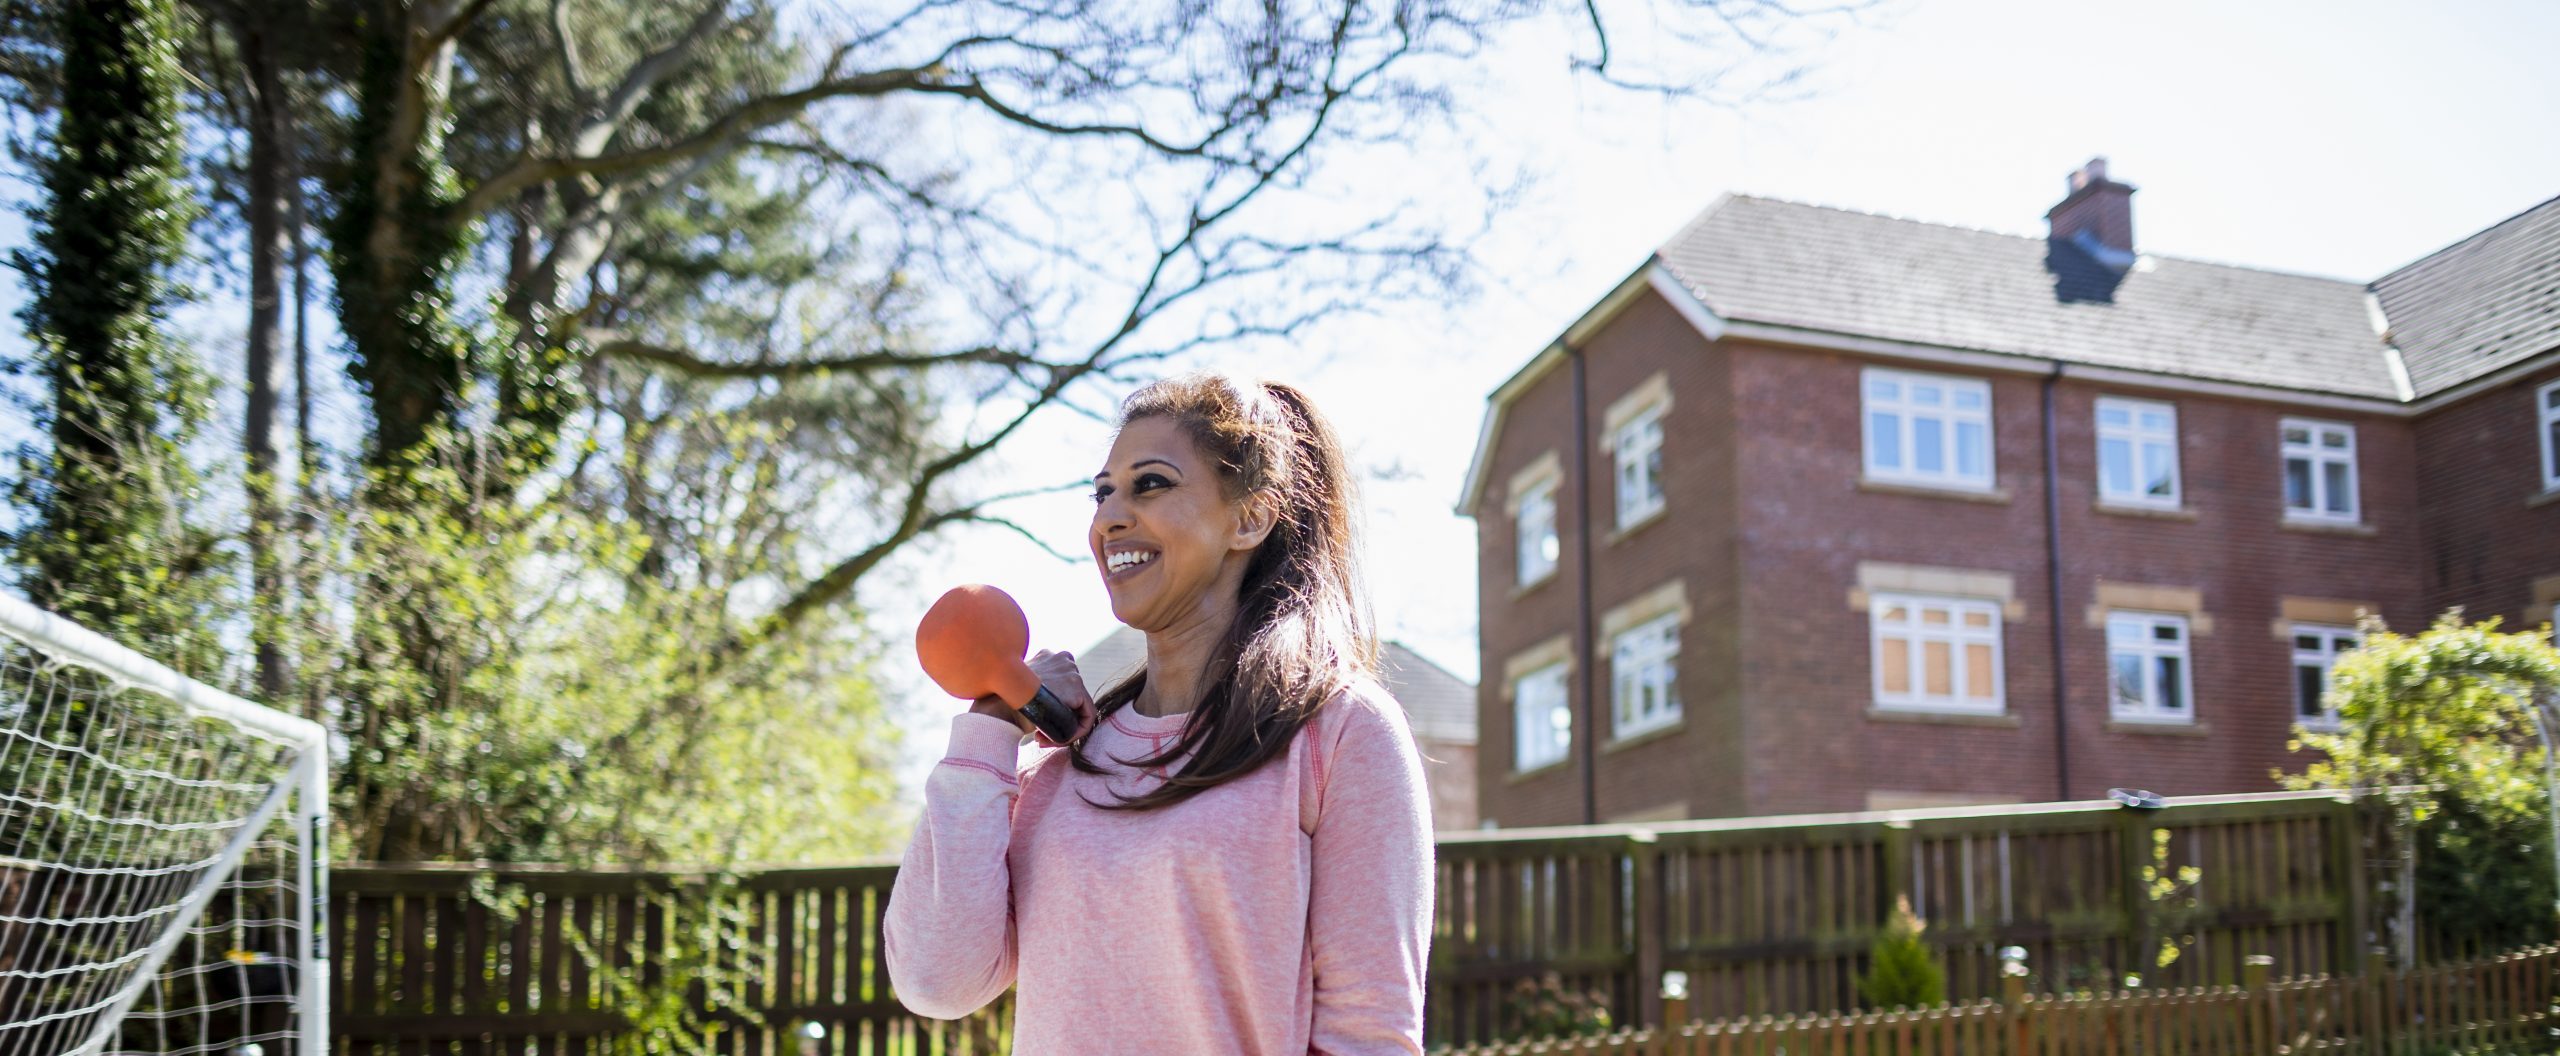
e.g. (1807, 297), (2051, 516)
(6, 0), (225, 675)
(2281, 613), (2560, 965)
(1859, 896), (1945, 1010)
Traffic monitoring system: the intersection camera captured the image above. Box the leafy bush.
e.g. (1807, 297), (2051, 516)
(1504, 971), (1614, 1039)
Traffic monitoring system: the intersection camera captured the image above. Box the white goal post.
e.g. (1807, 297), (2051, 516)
(0, 591), (328, 1056)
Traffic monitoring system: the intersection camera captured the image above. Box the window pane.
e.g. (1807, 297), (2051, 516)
(1914, 418), (1945, 474)
(2295, 663), (2326, 719)
(1871, 412), (1902, 469)
(2294, 634), (2321, 651)
(2141, 442), (2176, 498)
(2155, 656), (2185, 711)
(1953, 388), (1985, 411)
(1963, 610), (1992, 629)
(2549, 421), (2560, 477)
(2283, 426), (2310, 445)
(1965, 644), (1995, 699)
(2285, 459), (2314, 509)
(2100, 438), (2134, 494)
(1923, 641), (1952, 696)
(1955, 421), (1987, 478)
(1881, 637), (1911, 694)
(1912, 384), (1943, 407)
(2139, 410), (2173, 432)
(1869, 377), (1899, 401)
(2111, 653), (2144, 708)
(2320, 429), (2349, 449)
(1922, 606), (1951, 626)
(2152, 623), (2181, 642)
(2099, 405), (2131, 428)
(2323, 461), (2353, 513)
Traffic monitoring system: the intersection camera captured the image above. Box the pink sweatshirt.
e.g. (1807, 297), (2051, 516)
(883, 679), (1434, 1054)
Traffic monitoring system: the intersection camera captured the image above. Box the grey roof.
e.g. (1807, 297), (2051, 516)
(1073, 627), (1477, 744)
(1656, 195), (2404, 400)
(2371, 194), (2560, 396)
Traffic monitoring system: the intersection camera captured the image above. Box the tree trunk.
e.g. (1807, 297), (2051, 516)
(240, 5), (291, 703)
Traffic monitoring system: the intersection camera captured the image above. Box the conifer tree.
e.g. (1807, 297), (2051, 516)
(1860, 896), (1947, 1011)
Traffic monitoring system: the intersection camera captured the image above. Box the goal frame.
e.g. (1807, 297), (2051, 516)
(0, 591), (330, 1056)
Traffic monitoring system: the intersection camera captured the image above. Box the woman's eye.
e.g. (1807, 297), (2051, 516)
(1088, 485), (1113, 505)
(1133, 474), (1173, 494)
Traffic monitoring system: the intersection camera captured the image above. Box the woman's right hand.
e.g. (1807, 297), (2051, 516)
(1025, 649), (1098, 747)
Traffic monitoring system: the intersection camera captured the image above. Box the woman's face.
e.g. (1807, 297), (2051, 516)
(1089, 416), (1272, 633)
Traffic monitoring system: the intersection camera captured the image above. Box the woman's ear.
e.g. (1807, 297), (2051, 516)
(1229, 492), (1279, 552)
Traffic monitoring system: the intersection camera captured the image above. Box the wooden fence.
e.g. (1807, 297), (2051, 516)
(318, 789), (2415, 1053)
(1434, 944), (2560, 1055)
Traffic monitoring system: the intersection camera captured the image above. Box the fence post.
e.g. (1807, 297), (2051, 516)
(1631, 828), (1663, 1031)
(1881, 819), (1914, 918)
(2331, 794), (2371, 975)
(2244, 953), (2273, 1055)
(2116, 804), (2156, 984)
(2002, 971), (2028, 1055)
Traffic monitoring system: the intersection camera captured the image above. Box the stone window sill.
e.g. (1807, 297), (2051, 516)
(1505, 758), (1573, 785)
(2527, 487), (2560, 509)
(2279, 516), (2376, 537)
(1858, 477), (2011, 505)
(2095, 500), (2197, 521)
(1510, 569), (1558, 601)
(1866, 707), (2020, 728)
(1608, 503), (1668, 546)
(1602, 719), (1686, 754)
(2107, 718), (2211, 737)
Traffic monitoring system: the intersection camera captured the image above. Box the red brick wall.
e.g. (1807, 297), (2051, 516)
(2412, 361), (2560, 631)
(1473, 290), (1742, 827)
(1474, 298), (2544, 826)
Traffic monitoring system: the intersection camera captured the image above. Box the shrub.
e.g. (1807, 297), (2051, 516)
(1860, 896), (1946, 1010)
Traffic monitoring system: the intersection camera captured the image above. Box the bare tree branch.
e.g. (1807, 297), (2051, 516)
(591, 332), (1044, 378)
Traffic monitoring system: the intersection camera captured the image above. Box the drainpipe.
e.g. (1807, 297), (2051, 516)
(1570, 342), (1599, 826)
(2041, 367), (2074, 800)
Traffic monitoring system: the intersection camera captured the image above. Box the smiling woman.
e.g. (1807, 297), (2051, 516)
(883, 373), (1434, 1054)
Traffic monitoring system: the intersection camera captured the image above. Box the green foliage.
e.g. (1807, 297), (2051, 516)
(1503, 971), (1614, 1039)
(5, 0), (225, 675)
(1859, 896), (1946, 1010)
(2281, 612), (2560, 956)
(2139, 827), (2203, 972)
(468, 872), (770, 1055)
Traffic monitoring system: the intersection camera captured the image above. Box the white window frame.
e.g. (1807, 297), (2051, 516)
(1862, 367), (1995, 492)
(2290, 624), (2359, 731)
(2096, 396), (2181, 508)
(1510, 662), (1572, 772)
(1514, 475), (1559, 587)
(2538, 380), (2560, 493)
(1868, 592), (2006, 715)
(2280, 418), (2359, 523)
(1614, 404), (1666, 529)
(2107, 611), (2196, 724)
(1609, 612), (1681, 739)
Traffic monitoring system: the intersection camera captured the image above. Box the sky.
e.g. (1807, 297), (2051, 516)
(876, 0), (2560, 793)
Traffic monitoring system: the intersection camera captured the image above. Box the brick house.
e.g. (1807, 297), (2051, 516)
(1073, 627), (1481, 830)
(1461, 160), (2560, 827)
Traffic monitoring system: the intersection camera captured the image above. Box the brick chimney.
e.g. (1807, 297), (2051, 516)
(2046, 157), (2135, 255)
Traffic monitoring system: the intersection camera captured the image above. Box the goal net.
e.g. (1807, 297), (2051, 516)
(0, 592), (328, 1056)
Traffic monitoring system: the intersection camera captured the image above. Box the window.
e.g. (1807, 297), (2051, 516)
(1515, 476), (1558, 586)
(2096, 397), (2180, 506)
(1863, 368), (1994, 491)
(1610, 612), (1681, 738)
(1870, 593), (2005, 714)
(1511, 663), (1571, 772)
(2281, 419), (2358, 522)
(2539, 380), (2560, 492)
(2291, 625), (2359, 730)
(2107, 612), (2194, 723)
(1615, 405), (1665, 528)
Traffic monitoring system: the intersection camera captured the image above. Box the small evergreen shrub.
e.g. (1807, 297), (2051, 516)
(1859, 896), (1947, 1011)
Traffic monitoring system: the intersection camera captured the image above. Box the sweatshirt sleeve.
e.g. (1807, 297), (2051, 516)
(1305, 690), (1434, 1055)
(882, 711), (1028, 1020)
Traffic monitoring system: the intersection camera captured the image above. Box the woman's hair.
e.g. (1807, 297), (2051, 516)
(1070, 372), (1375, 811)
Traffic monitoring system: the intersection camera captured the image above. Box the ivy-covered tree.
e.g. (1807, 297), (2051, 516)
(2281, 613), (2560, 964)
(6, 0), (225, 676)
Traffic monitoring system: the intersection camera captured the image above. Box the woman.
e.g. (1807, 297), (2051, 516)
(884, 374), (1434, 1054)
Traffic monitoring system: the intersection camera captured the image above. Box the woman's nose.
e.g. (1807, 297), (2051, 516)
(1092, 493), (1131, 535)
